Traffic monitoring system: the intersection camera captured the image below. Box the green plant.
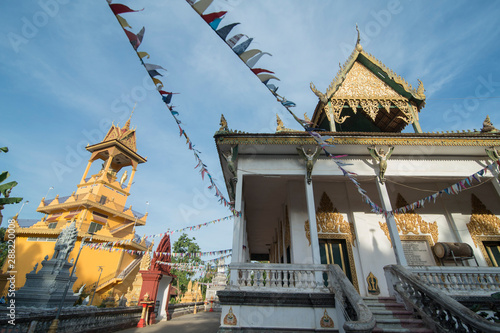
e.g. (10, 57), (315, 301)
(0, 147), (23, 226)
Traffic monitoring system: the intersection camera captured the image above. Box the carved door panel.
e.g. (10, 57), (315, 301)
(484, 241), (500, 267)
(319, 238), (353, 282)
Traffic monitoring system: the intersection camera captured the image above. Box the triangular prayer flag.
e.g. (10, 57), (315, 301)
(245, 52), (271, 68)
(144, 63), (166, 72)
(116, 15), (131, 29)
(202, 11), (227, 24)
(227, 33), (246, 48)
(233, 37), (253, 55)
(251, 68), (274, 75)
(192, 0), (213, 15)
(152, 77), (163, 87)
(216, 23), (240, 40)
(110, 4), (143, 15)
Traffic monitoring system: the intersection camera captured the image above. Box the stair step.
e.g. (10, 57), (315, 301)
(364, 297), (432, 333)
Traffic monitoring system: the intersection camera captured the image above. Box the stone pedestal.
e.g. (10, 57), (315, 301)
(15, 258), (78, 307)
(15, 221), (80, 308)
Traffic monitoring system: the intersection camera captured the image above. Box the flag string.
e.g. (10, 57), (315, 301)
(106, 1), (240, 217)
(184, 0), (499, 217)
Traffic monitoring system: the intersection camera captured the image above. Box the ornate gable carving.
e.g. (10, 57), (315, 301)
(305, 192), (356, 246)
(102, 124), (137, 152)
(334, 62), (401, 99)
(467, 194), (500, 247)
(379, 193), (439, 245)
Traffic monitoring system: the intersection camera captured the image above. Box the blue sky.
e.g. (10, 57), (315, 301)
(1, 0), (500, 258)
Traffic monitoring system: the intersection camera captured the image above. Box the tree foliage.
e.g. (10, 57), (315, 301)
(171, 233), (202, 296)
(0, 228), (6, 269)
(0, 147), (23, 225)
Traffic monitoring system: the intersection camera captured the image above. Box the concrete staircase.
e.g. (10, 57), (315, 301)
(363, 297), (433, 333)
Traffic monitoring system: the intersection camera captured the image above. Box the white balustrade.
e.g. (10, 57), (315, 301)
(408, 266), (500, 296)
(229, 263), (330, 292)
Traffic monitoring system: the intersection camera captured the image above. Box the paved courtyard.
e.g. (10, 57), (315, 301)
(118, 311), (221, 333)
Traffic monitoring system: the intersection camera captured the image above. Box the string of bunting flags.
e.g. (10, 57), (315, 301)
(142, 215), (235, 239)
(83, 241), (231, 258)
(185, 0), (500, 217)
(105, 1), (240, 217)
(185, 0), (386, 214)
(392, 161), (499, 214)
(107, 1), (499, 220)
(185, 0), (280, 95)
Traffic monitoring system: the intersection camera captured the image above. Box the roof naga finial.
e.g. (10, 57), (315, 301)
(310, 82), (327, 103)
(355, 24), (363, 52)
(416, 79), (426, 99)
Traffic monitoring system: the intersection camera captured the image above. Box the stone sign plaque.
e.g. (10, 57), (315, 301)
(402, 240), (436, 266)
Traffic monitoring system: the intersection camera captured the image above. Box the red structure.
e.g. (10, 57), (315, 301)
(137, 234), (174, 327)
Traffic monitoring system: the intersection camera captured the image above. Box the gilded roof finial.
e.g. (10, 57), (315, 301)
(416, 79), (426, 99)
(481, 115), (498, 133)
(276, 114), (293, 132)
(310, 82), (327, 103)
(355, 24), (363, 52)
(124, 103), (136, 130)
(276, 114), (285, 132)
(303, 113), (311, 123)
(219, 114), (229, 132)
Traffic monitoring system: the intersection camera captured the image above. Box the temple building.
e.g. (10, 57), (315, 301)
(0, 116), (150, 306)
(215, 37), (500, 332)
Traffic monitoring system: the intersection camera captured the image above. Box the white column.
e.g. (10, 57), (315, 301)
(375, 181), (408, 266)
(238, 200), (246, 263)
(305, 180), (321, 265)
(230, 173), (244, 285)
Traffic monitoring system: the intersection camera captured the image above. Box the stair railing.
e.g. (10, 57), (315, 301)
(327, 264), (376, 333)
(384, 264), (500, 333)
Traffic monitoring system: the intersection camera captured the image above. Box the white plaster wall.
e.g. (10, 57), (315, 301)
(287, 180), (313, 264)
(352, 212), (395, 297)
(220, 305), (339, 331)
(156, 277), (172, 321)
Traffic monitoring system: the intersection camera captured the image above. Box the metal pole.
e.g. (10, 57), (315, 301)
(89, 266), (103, 306)
(48, 234), (93, 333)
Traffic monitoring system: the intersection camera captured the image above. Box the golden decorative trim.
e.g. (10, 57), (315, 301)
(140, 250), (151, 271)
(326, 48), (359, 98)
(276, 114), (293, 133)
(329, 99), (346, 124)
(334, 62), (402, 100)
(216, 136), (500, 147)
(380, 100), (391, 114)
(393, 100), (414, 124)
(305, 192), (356, 247)
(467, 194), (500, 247)
(366, 272), (380, 295)
(359, 100), (379, 121)
(475, 236), (500, 267)
(223, 307), (237, 326)
(323, 46), (425, 103)
(319, 233), (359, 292)
(379, 194), (438, 245)
(379, 214), (439, 246)
(362, 51), (424, 101)
(320, 309), (334, 328)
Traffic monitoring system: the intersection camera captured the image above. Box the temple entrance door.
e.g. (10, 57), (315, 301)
(484, 241), (500, 267)
(319, 238), (353, 282)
